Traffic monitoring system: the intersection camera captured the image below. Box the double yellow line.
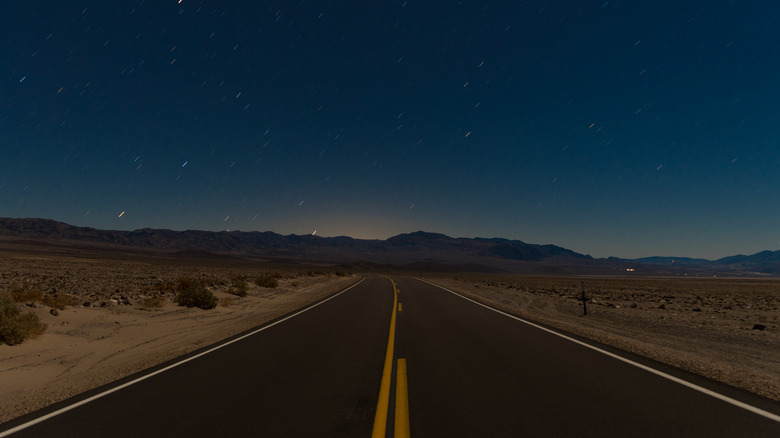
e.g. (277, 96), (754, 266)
(372, 278), (410, 438)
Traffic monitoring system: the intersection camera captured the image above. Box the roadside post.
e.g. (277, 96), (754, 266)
(581, 281), (587, 316)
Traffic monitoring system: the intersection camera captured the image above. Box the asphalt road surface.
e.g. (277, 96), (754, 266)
(2, 276), (780, 437)
(393, 278), (780, 437)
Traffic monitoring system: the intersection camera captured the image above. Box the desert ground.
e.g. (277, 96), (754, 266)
(2, 244), (779, 424)
(427, 274), (780, 401)
(0, 245), (358, 423)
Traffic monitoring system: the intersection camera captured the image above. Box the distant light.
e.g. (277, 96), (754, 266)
(626, 268), (635, 272)
(118, 211), (125, 218)
(312, 230), (317, 235)
(182, 161), (188, 167)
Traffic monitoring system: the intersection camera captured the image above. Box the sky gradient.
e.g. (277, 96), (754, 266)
(2, 1), (779, 259)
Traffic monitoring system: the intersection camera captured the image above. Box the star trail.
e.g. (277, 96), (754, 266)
(1, 1), (778, 259)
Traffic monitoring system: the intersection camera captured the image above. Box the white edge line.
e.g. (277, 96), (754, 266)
(417, 278), (780, 424)
(0, 277), (366, 437)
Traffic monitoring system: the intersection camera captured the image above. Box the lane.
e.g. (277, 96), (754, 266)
(3, 276), (394, 438)
(393, 277), (780, 437)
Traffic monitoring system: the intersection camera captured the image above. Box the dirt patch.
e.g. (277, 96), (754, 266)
(426, 275), (780, 401)
(0, 250), (358, 423)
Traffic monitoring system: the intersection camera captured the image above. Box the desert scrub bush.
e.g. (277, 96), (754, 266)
(140, 295), (166, 309)
(255, 274), (278, 289)
(8, 281), (44, 303)
(41, 293), (76, 310)
(153, 280), (178, 293)
(0, 293), (46, 345)
(227, 278), (249, 297)
(220, 297), (236, 307)
(174, 279), (217, 309)
(290, 280), (300, 287)
(176, 277), (198, 291)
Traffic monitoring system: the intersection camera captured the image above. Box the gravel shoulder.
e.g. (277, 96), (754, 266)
(425, 274), (780, 401)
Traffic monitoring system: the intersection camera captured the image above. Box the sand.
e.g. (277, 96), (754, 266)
(0, 249), (359, 423)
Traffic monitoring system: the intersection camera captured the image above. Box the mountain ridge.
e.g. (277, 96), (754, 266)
(0, 217), (777, 275)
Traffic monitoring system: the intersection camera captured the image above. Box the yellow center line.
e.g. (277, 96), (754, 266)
(372, 278), (398, 438)
(398, 302), (403, 312)
(395, 359), (410, 438)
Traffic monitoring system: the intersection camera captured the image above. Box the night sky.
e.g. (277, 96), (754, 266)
(2, 1), (779, 259)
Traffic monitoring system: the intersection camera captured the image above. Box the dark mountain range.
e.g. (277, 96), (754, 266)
(630, 256), (713, 266)
(0, 217), (777, 276)
(623, 251), (780, 275)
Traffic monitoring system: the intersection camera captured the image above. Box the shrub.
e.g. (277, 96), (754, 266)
(41, 293), (75, 310)
(9, 281), (44, 303)
(176, 277), (198, 291)
(175, 280), (218, 309)
(227, 278), (249, 297)
(255, 275), (278, 289)
(220, 297), (236, 307)
(140, 295), (166, 309)
(153, 281), (177, 293)
(0, 293), (47, 345)
(290, 280), (300, 287)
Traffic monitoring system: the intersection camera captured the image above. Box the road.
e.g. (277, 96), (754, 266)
(2, 276), (779, 437)
(393, 278), (780, 437)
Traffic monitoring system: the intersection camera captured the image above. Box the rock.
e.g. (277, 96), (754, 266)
(753, 324), (766, 331)
(50, 308), (59, 316)
(83, 302), (91, 307)
(630, 303), (638, 309)
(692, 307), (701, 312)
(100, 301), (108, 307)
(658, 304), (666, 309)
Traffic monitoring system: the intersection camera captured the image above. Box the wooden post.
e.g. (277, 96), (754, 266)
(581, 281), (587, 316)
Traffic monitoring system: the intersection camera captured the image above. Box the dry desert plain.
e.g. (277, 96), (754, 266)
(1, 244), (780, 424)
(0, 244), (360, 423)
